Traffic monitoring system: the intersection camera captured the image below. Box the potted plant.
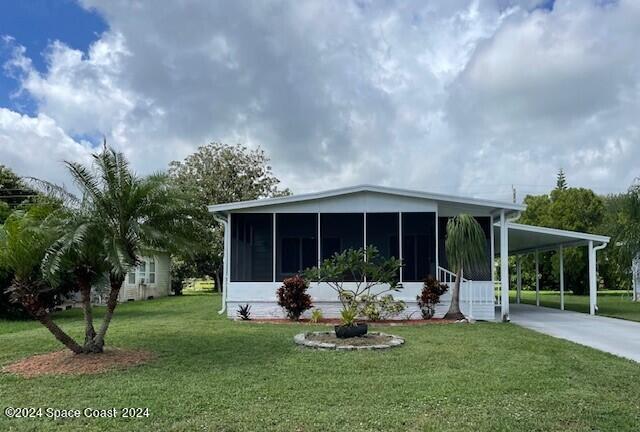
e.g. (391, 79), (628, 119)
(334, 307), (367, 338)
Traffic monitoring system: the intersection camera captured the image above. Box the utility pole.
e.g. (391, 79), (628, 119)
(512, 185), (517, 204)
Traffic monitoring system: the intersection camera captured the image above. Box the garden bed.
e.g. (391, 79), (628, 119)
(294, 331), (404, 350)
(2, 348), (155, 378)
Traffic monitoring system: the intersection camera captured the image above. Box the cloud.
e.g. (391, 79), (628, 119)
(448, 0), (640, 197)
(1, 0), (639, 201)
(0, 108), (92, 188)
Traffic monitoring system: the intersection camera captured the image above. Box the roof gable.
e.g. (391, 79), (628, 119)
(208, 184), (524, 213)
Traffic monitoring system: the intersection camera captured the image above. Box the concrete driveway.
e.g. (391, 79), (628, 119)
(507, 303), (640, 363)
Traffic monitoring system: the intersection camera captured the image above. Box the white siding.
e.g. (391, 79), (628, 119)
(226, 281), (495, 321)
(118, 253), (171, 302)
(234, 191), (437, 213)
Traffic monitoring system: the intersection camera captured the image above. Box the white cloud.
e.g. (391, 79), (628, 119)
(0, 108), (92, 188)
(1, 0), (639, 201)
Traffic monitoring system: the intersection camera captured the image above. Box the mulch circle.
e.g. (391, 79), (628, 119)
(1, 348), (155, 378)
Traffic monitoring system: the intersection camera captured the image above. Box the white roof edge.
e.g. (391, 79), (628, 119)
(503, 222), (610, 243)
(207, 184), (525, 213)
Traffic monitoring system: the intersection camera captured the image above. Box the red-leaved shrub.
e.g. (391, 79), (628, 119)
(277, 275), (313, 320)
(417, 276), (449, 319)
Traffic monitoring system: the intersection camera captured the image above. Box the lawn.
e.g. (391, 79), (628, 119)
(511, 290), (640, 322)
(1, 294), (640, 431)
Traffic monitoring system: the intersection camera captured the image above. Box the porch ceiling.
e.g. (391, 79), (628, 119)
(493, 222), (610, 255)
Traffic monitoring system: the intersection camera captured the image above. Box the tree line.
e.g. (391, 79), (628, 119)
(515, 170), (640, 295)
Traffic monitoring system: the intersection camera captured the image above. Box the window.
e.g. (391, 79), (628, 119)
(138, 261), (147, 284)
(127, 271), (136, 285)
(402, 212), (436, 282)
(438, 216), (491, 281)
(231, 213), (274, 282)
(148, 257), (156, 284)
(276, 214), (318, 281)
(366, 213), (399, 262)
(321, 213), (364, 281)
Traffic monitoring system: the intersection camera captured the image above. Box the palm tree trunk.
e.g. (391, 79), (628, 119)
(78, 278), (97, 351)
(444, 267), (466, 321)
(35, 312), (84, 354)
(16, 283), (84, 354)
(93, 274), (124, 351)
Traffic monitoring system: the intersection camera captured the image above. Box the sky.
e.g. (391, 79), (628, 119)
(0, 0), (637, 202)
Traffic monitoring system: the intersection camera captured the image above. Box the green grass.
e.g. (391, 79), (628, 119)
(2, 294), (640, 431)
(511, 289), (640, 322)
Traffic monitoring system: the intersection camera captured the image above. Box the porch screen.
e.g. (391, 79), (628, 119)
(321, 213), (364, 281)
(230, 213), (273, 282)
(276, 213), (318, 281)
(366, 213), (400, 262)
(402, 212), (436, 281)
(438, 216), (491, 281)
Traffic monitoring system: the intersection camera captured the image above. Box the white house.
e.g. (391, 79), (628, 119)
(209, 185), (610, 321)
(117, 253), (172, 302)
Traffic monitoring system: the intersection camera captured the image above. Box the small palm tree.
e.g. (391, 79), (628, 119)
(36, 145), (201, 353)
(0, 205), (84, 353)
(443, 214), (487, 321)
(61, 146), (201, 352)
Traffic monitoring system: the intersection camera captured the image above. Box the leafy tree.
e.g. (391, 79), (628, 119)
(443, 214), (486, 320)
(519, 181), (605, 294)
(0, 165), (36, 208)
(608, 182), (640, 292)
(168, 143), (290, 290)
(303, 247), (403, 319)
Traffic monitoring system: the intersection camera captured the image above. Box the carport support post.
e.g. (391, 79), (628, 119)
(559, 245), (565, 311)
(516, 257), (522, 304)
(535, 251), (540, 307)
(500, 210), (510, 321)
(589, 240), (596, 316)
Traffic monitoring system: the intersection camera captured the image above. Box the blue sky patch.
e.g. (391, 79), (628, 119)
(0, 0), (107, 112)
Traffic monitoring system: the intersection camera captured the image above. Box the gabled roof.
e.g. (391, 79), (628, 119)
(208, 184), (525, 213)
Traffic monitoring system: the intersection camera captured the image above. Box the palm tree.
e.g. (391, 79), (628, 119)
(63, 146), (200, 352)
(0, 205), (84, 353)
(37, 145), (201, 353)
(443, 214), (487, 321)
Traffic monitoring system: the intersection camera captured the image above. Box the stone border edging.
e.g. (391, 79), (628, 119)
(294, 331), (405, 350)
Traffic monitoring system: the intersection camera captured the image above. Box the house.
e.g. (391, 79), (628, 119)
(208, 185), (610, 321)
(117, 252), (172, 302)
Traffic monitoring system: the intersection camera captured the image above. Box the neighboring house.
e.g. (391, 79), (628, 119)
(117, 253), (172, 302)
(209, 185), (610, 321)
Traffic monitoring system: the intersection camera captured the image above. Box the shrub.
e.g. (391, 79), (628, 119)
(360, 294), (406, 321)
(417, 276), (448, 319)
(237, 304), (251, 320)
(277, 275), (313, 320)
(310, 309), (323, 323)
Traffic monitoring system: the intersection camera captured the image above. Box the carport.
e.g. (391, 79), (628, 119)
(491, 217), (610, 322)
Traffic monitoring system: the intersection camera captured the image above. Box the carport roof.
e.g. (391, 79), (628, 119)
(494, 222), (610, 255)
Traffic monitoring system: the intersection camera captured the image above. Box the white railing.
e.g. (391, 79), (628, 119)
(437, 266), (494, 319)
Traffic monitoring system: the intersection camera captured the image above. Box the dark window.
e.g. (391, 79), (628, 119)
(321, 213), (364, 281)
(366, 213), (399, 262)
(276, 214), (318, 281)
(230, 214), (273, 282)
(438, 216), (492, 281)
(402, 212), (436, 282)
